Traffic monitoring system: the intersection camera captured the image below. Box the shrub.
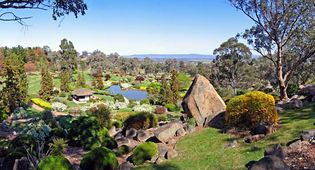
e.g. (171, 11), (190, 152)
(287, 84), (299, 98)
(114, 94), (125, 102)
(52, 102), (67, 112)
(140, 98), (150, 105)
(31, 98), (52, 109)
(124, 112), (157, 130)
(112, 120), (123, 128)
(38, 156), (73, 170)
(80, 147), (118, 170)
(115, 145), (131, 156)
(89, 104), (112, 128)
(165, 103), (179, 112)
(187, 118), (196, 127)
(133, 104), (154, 113)
(68, 116), (113, 150)
(128, 99), (138, 108)
(225, 91), (278, 129)
(132, 142), (157, 165)
(49, 138), (67, 155)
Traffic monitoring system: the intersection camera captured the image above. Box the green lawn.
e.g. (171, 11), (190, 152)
(137, 104), (315, 170)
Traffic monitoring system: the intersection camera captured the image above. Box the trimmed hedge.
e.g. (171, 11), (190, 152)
(80, 147), (118, 170)
(31, 98), (52, 109)
(38, 156), (73, 170)
(132, 142), (157, 165)
(124, 112), (157, 130)
(225, 91), (278, 129)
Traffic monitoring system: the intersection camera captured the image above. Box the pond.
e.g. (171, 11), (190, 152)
(108, 85), (148, 101)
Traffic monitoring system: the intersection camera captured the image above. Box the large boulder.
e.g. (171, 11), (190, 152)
(182, 74), (226, 126)
(154, 121), (182, 143)
(248, 156), (289, 170)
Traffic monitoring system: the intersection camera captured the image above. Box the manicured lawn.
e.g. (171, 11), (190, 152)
(137, 104), (315, 170)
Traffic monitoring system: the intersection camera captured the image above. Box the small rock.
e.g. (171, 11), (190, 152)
(125, 128), (137, 139)
(150, 155), (159, 163)
(154, 121), (183, 143)
(167, 139), (177, 146)
(114, 132), (124, 140)
(119, 162), (133, 170)
(155, 157), (165, 164)
(300, 129), (315, 141)
(176, 127), (186, 137)
(116, 137), (130, 147)
(157, 143), (169, 158)
(183, 123), (195, 133)
(276, 106), (284, 113)
(166, 149), (178, 159)
(136, 130), (152, 142)
(244, 134), (265, 143)
(108, 126), (116, 137)
(249, 155), (289, 170)
(155, 106), (167, 114)
(224, 140), (238, 148)
(264, 144), (285, 159)
(287, 139), (301, 149)
(251, 124), (268, 135)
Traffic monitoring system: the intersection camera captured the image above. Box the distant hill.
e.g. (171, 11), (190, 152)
(127, 54), (215, 62)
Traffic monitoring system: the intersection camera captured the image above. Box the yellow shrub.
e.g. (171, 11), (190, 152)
(31, 98), (52, 110)
(225, 91), (278, 129)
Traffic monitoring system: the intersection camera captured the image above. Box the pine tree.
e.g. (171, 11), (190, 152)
(1, 48), (28, 113)
(76, 71), (86, 88)
(95, 69), (104, 90)
(170, 70), (180, 104)
(60, 68), (70, 92)
(39, 60), (54, 101)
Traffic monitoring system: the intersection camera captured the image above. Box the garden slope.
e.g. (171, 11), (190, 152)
(137, 104), (315, 170)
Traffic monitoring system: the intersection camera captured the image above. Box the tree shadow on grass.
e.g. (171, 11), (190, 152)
(138, 163), (181, 170)
(280, 104), (315, 125)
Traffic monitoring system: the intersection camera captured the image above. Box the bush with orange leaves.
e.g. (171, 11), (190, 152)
(225, 91), (278, 129)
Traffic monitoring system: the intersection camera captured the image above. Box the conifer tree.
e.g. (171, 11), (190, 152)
(95, 69), (104, 89)
(76, 71), (86, 88)
(60, 68), (70, 92)
(39, 60), (54, 101)
(1, 48), (28, 113)
(170, 70), (180, 104)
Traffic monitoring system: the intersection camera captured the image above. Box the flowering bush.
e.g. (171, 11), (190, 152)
(225, 91), (278, 129)
(133, 104), (154, 113)
(31, 98), (52, 110)
(120, 83), (132, 89)
(52, 102), (67, 112)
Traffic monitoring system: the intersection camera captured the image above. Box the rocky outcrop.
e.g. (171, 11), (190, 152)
(154, 121), (183, 143)
(182, 74), (226, 126)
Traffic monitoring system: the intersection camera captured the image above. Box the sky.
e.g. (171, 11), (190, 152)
(0, 0), (255, 55)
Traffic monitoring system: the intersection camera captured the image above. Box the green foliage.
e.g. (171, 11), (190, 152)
(171, 70), (180, 104)
(132, 142), (157, 165)
(1, 47), (28, 113)
(225, 91), (278, 129)
(187, 118), (197, 127)
(165, 103), (179, 112)
(147, 82), (161, 94)
(112, 120), (123, 128)
(177, 72), (192, 90)
(89, 104), (112, 128)
(38, 155), (73, 170)
(39, 61), (54, 101)
(68, 116), (113, 150)
(287, 84), (299, 98)
(80, 147), (118, 170)
(49, 138), (68, 156)
(114, 94), (125, 102)
(128, 99), (138, 108)
(76, 71), (86, 88)
(59, 38), (78, 71)
(95, 69), (104, 90)
(31, 98), (52, 109)
(60, 70), (70, 92)
(124, 112), (157, 130)
(41, 110), (54, 123)
(115, 145), (131, 156)
(140, 98), (150, 105)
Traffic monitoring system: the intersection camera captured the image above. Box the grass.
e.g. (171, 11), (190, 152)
(137, 104), (315, 170)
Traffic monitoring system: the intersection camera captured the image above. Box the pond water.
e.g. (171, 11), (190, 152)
(108, 85), (148, 101)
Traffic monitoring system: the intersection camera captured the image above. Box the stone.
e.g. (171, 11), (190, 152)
(287, 139), (302, 149)
(157, 143), (169, 158)
(264, 144), (285, 159)
(155, 157), (165, 164)
(312, 96), (315, 102)
(114, 132), (124, 140)
(166, 149), (178, 159)
(224, 140), (238, 148)
(183, 123), (195, 133)
(249, 155), (289, 170)
(182, 74), (226, 126)
(300, 129), (315, 141)
(136, 130), (152, 142)
(155, 106), (167, 114)
(167, 139), (177, 146)
(154, 121), (183, 143)
(244, 134), (265, 143)
(276, 106), (284, 113)
(116, 137), (130, 147)
(151, 155), (159, 163)
(119, 162), (133, 170)
(108, 126), (116, 137)
(251, 124), (268, 135)
(175, 127), (186, 137)
(125, 128), (137, 139)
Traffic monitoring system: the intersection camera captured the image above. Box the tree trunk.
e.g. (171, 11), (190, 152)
(277, 48), (289, 101)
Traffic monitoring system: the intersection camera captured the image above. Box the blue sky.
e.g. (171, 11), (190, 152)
(0, 0), (255, 55)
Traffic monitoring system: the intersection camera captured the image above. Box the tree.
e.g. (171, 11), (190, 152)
(60, 69), (70, 92)
(212, 37), (252, 94)
(39, 60), (54, 101)
(230, 0), (315, 100)
(59, 38), (78, 72)
(170, 70), (180, 104)
(0, 0), (87, 24)
(95, 69), (104, 90)
(1, 47), (28, 113)
(76, 71), (86, 88)
(159, 74), (169, 105)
